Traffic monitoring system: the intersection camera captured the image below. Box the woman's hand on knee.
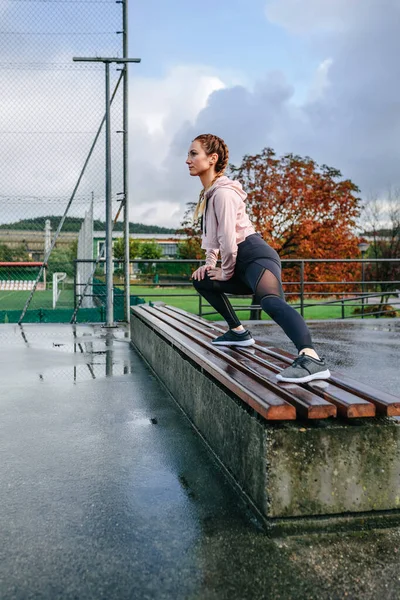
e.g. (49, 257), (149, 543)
(208, 267), (225, 281)
(191, 265), (211, 281)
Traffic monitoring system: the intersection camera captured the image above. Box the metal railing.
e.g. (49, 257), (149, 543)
(74, 258), (400, 321)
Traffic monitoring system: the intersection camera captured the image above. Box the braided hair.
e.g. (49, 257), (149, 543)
(193, 134), (230, 223)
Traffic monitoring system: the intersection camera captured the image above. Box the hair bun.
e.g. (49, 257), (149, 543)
(193, 134), (229, 174)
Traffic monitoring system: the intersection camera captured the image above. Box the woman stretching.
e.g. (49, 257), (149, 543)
(187, 133), (330, 384)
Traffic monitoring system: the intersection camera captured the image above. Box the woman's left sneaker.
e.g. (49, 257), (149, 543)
(212, 329), (255, 347)
(276, 354), (331, 383)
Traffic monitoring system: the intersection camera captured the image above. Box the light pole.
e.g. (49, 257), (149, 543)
(358, 241), (370, 318)
(73, 56), (141, 327)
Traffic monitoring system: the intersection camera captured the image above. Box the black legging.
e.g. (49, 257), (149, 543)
(193, 256), (314, 353)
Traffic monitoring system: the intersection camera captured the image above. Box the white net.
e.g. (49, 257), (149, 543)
(52, 271), (67, 308)
(76, 201), (94, 309)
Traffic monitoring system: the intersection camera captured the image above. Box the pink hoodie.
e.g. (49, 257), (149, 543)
(201, 176), (256, 280)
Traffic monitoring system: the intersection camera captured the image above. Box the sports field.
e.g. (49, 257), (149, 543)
(129, 285), (360, 320)
(0, 285), (366, 320)
(0, 289), (74, 311)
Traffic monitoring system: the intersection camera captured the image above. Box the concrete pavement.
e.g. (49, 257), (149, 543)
(0, 321), (399, 599)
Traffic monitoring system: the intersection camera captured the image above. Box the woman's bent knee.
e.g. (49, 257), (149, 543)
(192, 274), (212, 291)
(192, 277), (202, 291)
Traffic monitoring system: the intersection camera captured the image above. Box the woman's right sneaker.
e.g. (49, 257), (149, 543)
(276, 354), (331, 384)
(212, 329), (255, 347)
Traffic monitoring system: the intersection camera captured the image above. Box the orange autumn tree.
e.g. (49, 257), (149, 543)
(230, 148), (362, 298)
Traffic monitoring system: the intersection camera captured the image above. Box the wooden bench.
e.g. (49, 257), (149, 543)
(134, 303), (400, 422)
(130, 303), (400, 528)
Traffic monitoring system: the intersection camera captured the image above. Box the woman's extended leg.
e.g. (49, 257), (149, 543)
(244, 262), (330, 382)
(247, 264), (314, 352)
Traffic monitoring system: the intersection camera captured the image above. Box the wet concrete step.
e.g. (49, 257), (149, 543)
(130, 304), (400, 523)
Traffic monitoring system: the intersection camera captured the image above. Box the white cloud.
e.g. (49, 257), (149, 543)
(169, 70), (297, 166)
(127, 65), (226, 225)
(166, 0), (400, 209)
(0, 57), (226, 228)
(129, 65), (225, 160)
(2, 0), (400, 231)
(307, 58), (333, 102)
(130, 200), (182, 229)
(0, 0), (125, 223)
(0, 51), (112, 200)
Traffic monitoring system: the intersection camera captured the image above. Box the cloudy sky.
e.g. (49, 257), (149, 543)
(128, 0), (400, 227)
(1, 0), (400, 227)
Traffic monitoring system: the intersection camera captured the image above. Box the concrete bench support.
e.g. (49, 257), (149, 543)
(131, 306), (400, 531)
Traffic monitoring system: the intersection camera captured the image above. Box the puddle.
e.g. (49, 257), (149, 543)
(0, 323), (134, 385)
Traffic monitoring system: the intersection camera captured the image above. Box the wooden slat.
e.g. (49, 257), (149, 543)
(224, 349), (336, 420)
(144, 305), (300, 420)
(243, 344), (376, 418)
(135, 306), (296, 421)
(167, 305), (227, 331)
(144, 305), (400, 419)
(162, 305), (378, 419)
(329, 374), (400, 417)
(243, 346), (376, 419)
(156, 305), (336, 420)
(263, 346), (399, 417)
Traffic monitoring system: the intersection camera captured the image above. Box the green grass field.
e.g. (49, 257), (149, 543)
(0, 284), (368, 321)
(0, 289), (74, 311)
(129, 285), (360, 320)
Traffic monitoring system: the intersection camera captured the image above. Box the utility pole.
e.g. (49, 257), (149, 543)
(73, 56), (141, 327)
(122, 0), (131, 324)
(44, 219), (51, 289)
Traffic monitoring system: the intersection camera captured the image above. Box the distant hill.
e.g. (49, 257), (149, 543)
(0, 216), (177, 235)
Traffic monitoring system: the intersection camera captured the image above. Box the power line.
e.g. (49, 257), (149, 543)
(0, 31), (117, 35)
(7, 0), (116, 3)
(0, 193), (114, 202)
(0, 61), (103, 65)
(0, 61), (106, 71)
(0, 193), (123, 199)
(0, 66), (104, 70)
(0, 131), (98, 134)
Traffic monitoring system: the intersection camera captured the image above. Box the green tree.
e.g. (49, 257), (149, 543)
(177, 238), (203, 260)
(46, 243), (77, 279)
(0, 243), (29, 261)
(137, 241), (163, 278)
(139, 241), (163, 260)
(113, 237), (141, 260)
(0, 216), (177, 234)
(0, 244), (15, 261)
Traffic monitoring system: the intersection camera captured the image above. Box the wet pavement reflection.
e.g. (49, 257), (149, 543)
(0, 323), (135, 385)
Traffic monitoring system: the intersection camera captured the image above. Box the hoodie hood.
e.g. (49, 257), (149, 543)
(205, 176), (247, 203)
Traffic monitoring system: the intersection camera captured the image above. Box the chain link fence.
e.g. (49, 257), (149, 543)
(0, 0), (126, 323)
